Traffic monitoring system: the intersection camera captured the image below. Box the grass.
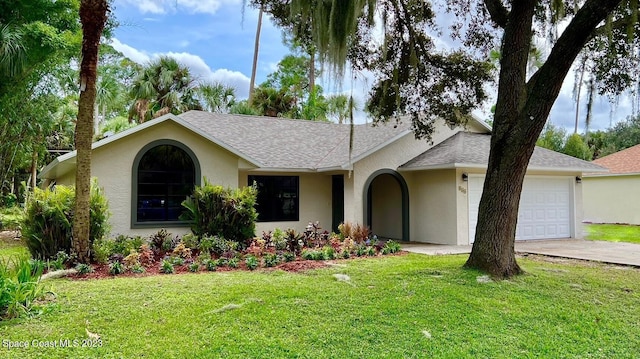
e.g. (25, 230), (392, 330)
(0, 252), (638, 358)
(0, 206), (23, 231)
(0, 235), (28, 259)
(585, 223), (640, 244)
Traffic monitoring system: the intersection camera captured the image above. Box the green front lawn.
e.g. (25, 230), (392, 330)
(0, 235), (28, 259)
(1, 253), (639, 358)
(585, 223), (640, 244)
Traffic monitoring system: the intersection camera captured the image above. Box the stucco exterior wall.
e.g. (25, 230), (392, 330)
(349, 121), (468, 233)
(583, 174), (640, 225)
(407, 170), (458, 244)
(239, 172), (333, 235)
(80, 121), (241, 237)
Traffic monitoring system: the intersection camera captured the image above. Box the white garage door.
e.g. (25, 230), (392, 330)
(469, 176), (572, 243)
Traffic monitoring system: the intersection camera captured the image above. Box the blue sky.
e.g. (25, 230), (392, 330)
(110, 0), (635, 130)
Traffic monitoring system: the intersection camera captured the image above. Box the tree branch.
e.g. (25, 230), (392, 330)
(524, 0), (624, 130)
(590, 16), (633, 40)
(483, 0), (509, 28)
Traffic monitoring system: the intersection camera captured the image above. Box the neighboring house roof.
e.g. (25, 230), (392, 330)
(591, 144), (640, 174)
(399, 132), (607, 173)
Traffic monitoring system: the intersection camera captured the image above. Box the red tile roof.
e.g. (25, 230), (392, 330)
(593, 144), (640, 174)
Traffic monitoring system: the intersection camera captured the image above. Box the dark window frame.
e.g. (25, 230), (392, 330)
(249, 175), (299, 222)
(131, 139), (201, 228)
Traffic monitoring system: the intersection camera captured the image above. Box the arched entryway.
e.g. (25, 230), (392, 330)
(363, 169), (409, 241)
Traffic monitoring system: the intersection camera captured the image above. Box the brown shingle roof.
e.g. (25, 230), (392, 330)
(593, 144), (640, 174)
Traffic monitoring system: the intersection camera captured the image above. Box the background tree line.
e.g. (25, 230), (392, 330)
(537, 114), (640, 160)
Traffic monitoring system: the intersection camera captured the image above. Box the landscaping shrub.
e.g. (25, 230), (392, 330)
(109, 261), (124, 276)
(149, 229), (176, 253)
(75, 263), (93, 274)
(244, 255), (259, 270)
(0, 256), (47, 319)
(181, 180), (257, 246)
(160, 259), (175, 274)
(263, 253), (280, 267)
(22, 181), (110, 260)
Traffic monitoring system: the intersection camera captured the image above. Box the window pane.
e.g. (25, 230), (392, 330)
(249, 175), (299, 222)
(137, 145), (195, 222)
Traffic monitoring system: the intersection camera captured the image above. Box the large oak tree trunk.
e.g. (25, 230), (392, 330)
(466, 0), (623, 278)
(73, 0), (108, 263)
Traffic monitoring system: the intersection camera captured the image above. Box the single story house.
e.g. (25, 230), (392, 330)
(583, 144), (640, 225)
(39, 111), (604, 245)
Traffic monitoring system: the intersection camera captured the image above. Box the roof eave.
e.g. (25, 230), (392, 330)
(39, 113), (266, 180)
(246, 167), (317, 173)
(583, 172), (639, 178)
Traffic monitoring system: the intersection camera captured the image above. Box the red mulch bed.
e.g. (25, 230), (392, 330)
(67, 251), (408, 281)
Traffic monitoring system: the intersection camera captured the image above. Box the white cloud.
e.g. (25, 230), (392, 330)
(118, 0), (241, 15)
(110, 38), (151, 63)
(110, 39), (250, 98)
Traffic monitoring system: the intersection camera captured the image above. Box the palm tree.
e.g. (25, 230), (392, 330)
(95, 73), (122, 128)
(128, 56), (200, 123)
(0, 23), (25, 77)
(74, 0), (109, 263)
(326, 94), (355, 124)
(198, 81), (236, 113)
(248, 6), (263, 103)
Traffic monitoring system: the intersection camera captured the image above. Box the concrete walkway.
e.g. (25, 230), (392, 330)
(402, 239), (640, 267)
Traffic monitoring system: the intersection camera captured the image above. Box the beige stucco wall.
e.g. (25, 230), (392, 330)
(60, 121), (242, 237)
(406, 170), (459, 244)
(370, 174), (403, 239)
(239, 172), (333, 235)
(347, 121), (472, 235)
(583, 174), (640, 225)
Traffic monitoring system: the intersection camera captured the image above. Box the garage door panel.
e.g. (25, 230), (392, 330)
(469, 176), (572, 243)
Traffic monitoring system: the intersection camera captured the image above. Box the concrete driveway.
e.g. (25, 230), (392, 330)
(402, 239), (640, 267)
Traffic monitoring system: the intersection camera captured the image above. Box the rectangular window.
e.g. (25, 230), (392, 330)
(249, 175), (299, 222)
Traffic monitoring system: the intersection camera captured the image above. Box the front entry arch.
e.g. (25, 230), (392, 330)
(363, 169), (409, 241)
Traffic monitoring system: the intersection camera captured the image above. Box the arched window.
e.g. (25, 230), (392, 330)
(132, 140), (200, 226)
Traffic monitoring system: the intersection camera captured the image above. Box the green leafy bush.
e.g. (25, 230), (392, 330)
(75, 263), (93, 274)
(160, 259), (175, 274)
(227, 257), (239, 268)
(245, 255), (259, 270)
(203, 259), (217, 271)
(302, 249), (325, 261)
(323, 246), (336, 260)
(199, 235), (236, 256)
(188, 262), (200, 272)
(109, 261), (124, 275)
(181, 233), (199, 250)
(263, 253), (280, 267)
(22, 181), (110, 260)
(111, 235), (144, 256)
(383, 240), (401, 254)
(181, 180), (257, 246)
(0, 256), (47, 319)
(282, 252), (295, 262)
